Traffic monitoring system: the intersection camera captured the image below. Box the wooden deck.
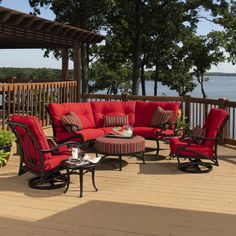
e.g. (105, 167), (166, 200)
(1, 128), (236, 235)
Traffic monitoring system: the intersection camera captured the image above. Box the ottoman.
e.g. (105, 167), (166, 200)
(95, 135), (145, 171)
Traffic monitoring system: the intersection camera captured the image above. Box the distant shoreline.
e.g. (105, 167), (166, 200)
(205, 72), (236, 76)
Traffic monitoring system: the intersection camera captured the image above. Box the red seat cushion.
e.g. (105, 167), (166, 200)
(91, 101), (136, 127)
(169, 137), (214, 157)
(135, 101), (180, 127)
(55, 128), (105, 143)
(43, 154), (70, 172)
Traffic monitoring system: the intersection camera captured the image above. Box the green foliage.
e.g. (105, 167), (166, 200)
(0, 130), (15, 146)
(90, 59), (132, 94)
(0, 149), (10, 165)
(2, 0), (232, 96)
(176, 117), (189, 130)
(0, 67), (74, 81)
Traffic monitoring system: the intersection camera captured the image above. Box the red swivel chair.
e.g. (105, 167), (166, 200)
(169, 108), (229, 173)
(9, 115), (80, 189)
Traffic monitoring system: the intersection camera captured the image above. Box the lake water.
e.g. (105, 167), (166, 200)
(143, 76), (236, 101)
(97, 76), (236, 101)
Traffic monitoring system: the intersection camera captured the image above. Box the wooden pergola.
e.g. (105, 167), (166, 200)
(0, 6), (104, 100)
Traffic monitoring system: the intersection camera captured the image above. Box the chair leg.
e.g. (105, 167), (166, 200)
(156, 139), (160, 155)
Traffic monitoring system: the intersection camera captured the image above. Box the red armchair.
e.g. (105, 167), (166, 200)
(9, 115), (80, 189)
(169, 108), (229, 173)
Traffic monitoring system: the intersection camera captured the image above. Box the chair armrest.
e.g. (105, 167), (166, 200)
(41, 141), (81, 153)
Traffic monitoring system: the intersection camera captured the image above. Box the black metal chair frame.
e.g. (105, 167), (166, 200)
(9, 121), (80, 190)
(155, 121), (178, 155)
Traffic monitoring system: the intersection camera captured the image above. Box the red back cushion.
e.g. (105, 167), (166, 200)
(91, 101), (136, 127)
(203, 108), (228, 147)
(48, 103), (95, 137)
(10, 115), (51, 161)
(135, 101), (180, 127)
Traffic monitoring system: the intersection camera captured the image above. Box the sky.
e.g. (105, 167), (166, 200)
(0, 0), (235, 73)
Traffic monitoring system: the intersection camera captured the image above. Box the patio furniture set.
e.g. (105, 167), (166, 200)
(8, 101), (228, 197)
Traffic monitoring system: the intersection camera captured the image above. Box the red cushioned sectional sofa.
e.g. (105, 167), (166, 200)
(47, 101), (180, 153)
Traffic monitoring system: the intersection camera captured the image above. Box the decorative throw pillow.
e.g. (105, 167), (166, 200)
(60, 112), (83, 133)
(103, 115), (129, 127)
(191, 126), (206, 144)
(150, 106), (177, 128)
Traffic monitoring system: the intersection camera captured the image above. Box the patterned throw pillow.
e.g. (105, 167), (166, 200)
(103, 115), (129, 127)
(150, 106), (177, 128)
(60, 112), (83, 133)
(192, 126), (206, 144)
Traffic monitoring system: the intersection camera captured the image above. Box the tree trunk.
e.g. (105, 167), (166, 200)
(154, 65), (158, 96)
(140, 61), (146, 96)
(132, 38), (142, 95)
(132, 1), (143, 95)
(197, 74), (207, 98)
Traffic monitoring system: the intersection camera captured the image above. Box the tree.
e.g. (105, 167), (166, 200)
(184, 33), (225, 98)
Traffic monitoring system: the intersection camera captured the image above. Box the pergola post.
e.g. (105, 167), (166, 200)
(73, 44), (81, 102)
(61, 48), (69, 80)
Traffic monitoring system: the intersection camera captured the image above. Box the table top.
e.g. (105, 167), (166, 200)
(62, 159), (98, 169)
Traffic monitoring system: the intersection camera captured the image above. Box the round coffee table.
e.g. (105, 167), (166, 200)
(95, 135), (145, 171)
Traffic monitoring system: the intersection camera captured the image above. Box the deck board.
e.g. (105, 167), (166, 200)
(0, 127), (236, 235)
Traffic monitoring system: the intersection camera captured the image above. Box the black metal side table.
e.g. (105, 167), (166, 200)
(62, 160), (98, 198)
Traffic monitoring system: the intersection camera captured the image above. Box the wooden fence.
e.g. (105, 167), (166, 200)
(81, 93), (236, 146)
(0, 81), (77, 129)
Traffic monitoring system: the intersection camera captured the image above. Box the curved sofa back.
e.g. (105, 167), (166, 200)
(135, 101), (180, 127)
(90, 101), (136, 127)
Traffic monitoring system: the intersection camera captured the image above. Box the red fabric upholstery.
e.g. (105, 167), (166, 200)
(43, 155), (70, 172)
(48, 102), (95, 129)
(203, 108), (228, 147)
(48, 101), (179, 144)
(10, 115), (74, 173)
(169, 137), (214, 158)
(135, 101), (180, 127)
(76, 128), (105, 142)
(11, 115), (52, 160)
(56, 128), (105, 143)
(91, 101), (136, 127)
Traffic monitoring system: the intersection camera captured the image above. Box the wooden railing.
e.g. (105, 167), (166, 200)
(2, 83), (235, 146)
(81, 93), (236, 146)
(0, 81), (77, 129)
